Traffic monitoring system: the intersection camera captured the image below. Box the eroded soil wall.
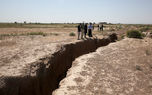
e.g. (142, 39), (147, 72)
(0, 34), (117, 95)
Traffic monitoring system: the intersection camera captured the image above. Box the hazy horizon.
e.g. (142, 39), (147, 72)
(0, 0), (152, 24)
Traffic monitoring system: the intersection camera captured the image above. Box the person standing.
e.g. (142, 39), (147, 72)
(101, 24), (104, 31)
(98, 24), (100, 31)
(77, 23), (81, 40)
(81, 23), (85, 39)
(88, 23), (93, 37)
(84, 23), (88, 38)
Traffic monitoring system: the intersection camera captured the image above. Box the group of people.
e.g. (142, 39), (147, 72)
(77, 23), (93, 40)
(98, 24), (104, 31)
(77, 23), (104, 40)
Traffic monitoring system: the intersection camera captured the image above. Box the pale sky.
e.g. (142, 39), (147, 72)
(0, 0), (152, 24)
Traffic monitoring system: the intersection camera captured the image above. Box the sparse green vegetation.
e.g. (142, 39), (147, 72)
(69, 32), (76, 36)
(26, 32), (46, 36)
(145, 50), (151, 56)
(0, 34), (11, 37)
(127, 30), (142, 39)
(0, 23), (78, 28)
(50, 33), (59, 36)
(0, 36), (2, 40)
(0, 32), (47, 38)
(136, 65), (142, 71)
(141, 33), (146, 37)
(149, 65), (152, 69)
(139, 27), (150, 32)
(121, 35), (125, 39)
(0, 34), (17, 40)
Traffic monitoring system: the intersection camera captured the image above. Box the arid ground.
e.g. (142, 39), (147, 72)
(53, 38), (152, 95)
(0, 23), (152, 95)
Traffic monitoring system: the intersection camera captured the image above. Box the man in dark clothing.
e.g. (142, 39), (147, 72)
(88, 23), (93, 37)
(98, 24), (100, 31)
(84, 23), (88, 38)
(101, 24), (104, 31)
(77, 23), (81, 40)
(81, 23), (85, 39)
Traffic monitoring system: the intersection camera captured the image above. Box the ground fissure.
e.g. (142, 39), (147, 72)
(0, 34), (117, 95)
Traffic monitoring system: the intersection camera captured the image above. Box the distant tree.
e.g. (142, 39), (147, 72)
(14, 22), (17, 24)
(24, 21), (26, 24)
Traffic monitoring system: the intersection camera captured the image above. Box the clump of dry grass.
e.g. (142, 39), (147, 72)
(26, 32), (47, 36)
(136, 65), (142, 71)
(127, 30), (143, 39)
(139, 27), (150, 32)
(145, 50), (151, 56)
(69, 32), (76, 36)
(50, 33), (59, 36)
(0, 32), (47, 38)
